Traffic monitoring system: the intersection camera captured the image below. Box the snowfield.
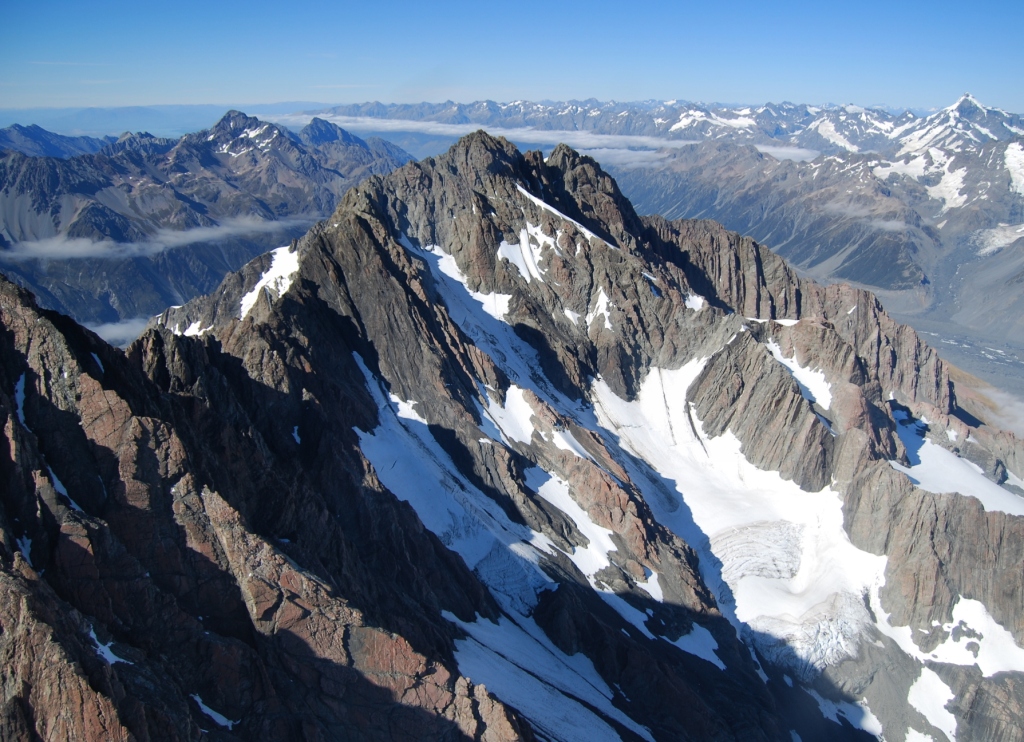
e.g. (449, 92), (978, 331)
(380, 202), (1024, 739)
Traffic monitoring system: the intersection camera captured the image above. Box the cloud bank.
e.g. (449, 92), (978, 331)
(1, 218), (314, 261)
(85, 317), (153, 347)
(754, 145), (820, 162)
(269, 112), (700, 152)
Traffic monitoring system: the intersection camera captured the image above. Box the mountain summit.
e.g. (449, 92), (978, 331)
(3, 132), (1024, 740)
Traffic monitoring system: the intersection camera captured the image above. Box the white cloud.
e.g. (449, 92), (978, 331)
(85, 317), (152, 347)
(1, 217), (313, 261)
(266, 112), (699, 152)
(754, 144), (820, 162)
(981, 387), (1024, 438)
(576, 148), (675, 169)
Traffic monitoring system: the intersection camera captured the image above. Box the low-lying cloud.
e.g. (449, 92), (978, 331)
(754, 145), (820, 162)
(576, 148), (674, 169)
(980, 387), (1024, 438)
(85, 317), (153, 347)
(818, 203), (912, 231)
(1, 217), (314, 261)
(268, 112), (700, 153)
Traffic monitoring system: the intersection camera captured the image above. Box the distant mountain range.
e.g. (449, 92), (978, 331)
(3, 94), (1023, 395)
(282, 94), (1024, 395)
(0, 112), (412, 325)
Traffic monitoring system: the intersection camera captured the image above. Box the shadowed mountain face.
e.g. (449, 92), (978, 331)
(3, 132), (1024, 740)
(0, 113), (413, 326)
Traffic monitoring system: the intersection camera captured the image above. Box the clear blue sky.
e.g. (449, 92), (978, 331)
(2, 0), (1022, 112)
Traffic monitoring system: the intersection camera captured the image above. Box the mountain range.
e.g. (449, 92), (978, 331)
(279, 95), (1024, 397)
(0, 112), (412, 327)
(3, 131), (1024, 740)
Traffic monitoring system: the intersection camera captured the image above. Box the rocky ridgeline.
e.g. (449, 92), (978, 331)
(3, 131), (1024, 739)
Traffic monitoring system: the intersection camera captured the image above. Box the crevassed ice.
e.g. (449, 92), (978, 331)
(239, 245), (299, 319)
(590, 362), (884, 683)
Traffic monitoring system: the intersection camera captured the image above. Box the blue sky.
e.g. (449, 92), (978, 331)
(3, 0), (1022, 112)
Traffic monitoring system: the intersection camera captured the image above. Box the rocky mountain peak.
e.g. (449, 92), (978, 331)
(212, 109), (264, 135)
(299, 116), (363, 146)
(434, 129), (524, 179)
(951, 92), (984, 117)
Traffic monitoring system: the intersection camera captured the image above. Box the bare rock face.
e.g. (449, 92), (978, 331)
(0, 275), (530, 740)
(4, 131), (1024, 739)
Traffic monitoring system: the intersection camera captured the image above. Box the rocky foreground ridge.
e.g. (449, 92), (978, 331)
(2, 132), (1024, 740)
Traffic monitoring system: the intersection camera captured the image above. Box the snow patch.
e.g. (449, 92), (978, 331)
(525, 467), (616, 582)
(14, 374), (27, 427)
(183, 321), (213, 337)
(586, 288), (614, 331)
(90, 353), (104, 374)
(89, 626), (132, 666)
(546, 428), (595, 462)
(239, 245), (299, 319)
(670, 623), (726, 670)
(15, 535), (32, 567)
(390, 393), (427, 424)
(447, 612), (653, 742)
(684, 293), (706, 311)
(412, 239), (512, 320)
(889, 410), (1024, 515)
(485, 386), (536, 445)
(516, 185), (601, 244)
(805, 688), (885, 738)
(354, 356), (554, 616)
(930, 598), (1024, 675)
(927, 162), (968, 212)
(498, 220), (556, 284)
(907, 668), (956, 741)
(810, 119), (860, 153)
(190, 694), (238, 730)
(766, 340), (833, 410)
